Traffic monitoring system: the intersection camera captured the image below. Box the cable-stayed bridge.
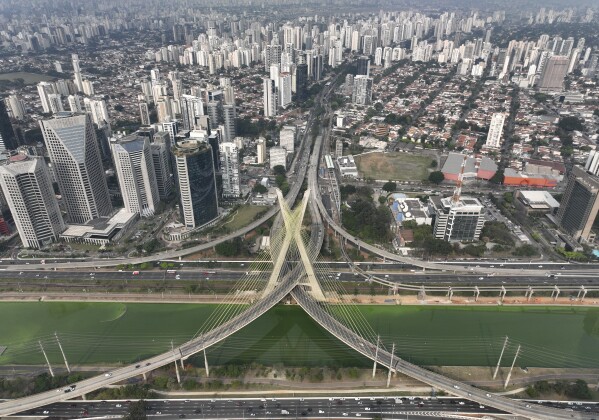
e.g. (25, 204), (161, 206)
(0, 190), (594, 420)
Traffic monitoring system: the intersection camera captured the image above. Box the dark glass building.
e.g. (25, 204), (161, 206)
(173, 140), (218, 229)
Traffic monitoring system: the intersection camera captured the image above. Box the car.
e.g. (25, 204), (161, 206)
(104, 373), (112, 377)
(146, 362), (151, 366)
(43, 411), (49, 414)
(116, 404), (122, 408)
(459, 401), (465, 405)
(135, 364), (140, 368)
(526, 404), (531, 408)
(156, 411), (162, 414)
(365, 407), (371, 411)
(479, 405), (485, 409)
(356, 413), (361, 417)
(342, 413), (348, 417)
(485, 393), (492, 397)
(453, 385), (460, 389)
(479, 277), (484, 280)
(318, 410), (325, 414)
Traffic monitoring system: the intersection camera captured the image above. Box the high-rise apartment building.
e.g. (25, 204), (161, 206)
(173, 140), (218, 229)
(68, 95), (82, 113)
(557, 165), (599, 243)
(279, 126), (296, 154)
(257, 138), (266, 164)
(278, 73), (292, 109)
(263, 78), (277, 117)
(83, 97), (110, 128)
(538, 55), (569, 91)
(430, 196), (485, 241)
(269, 146), (287, 169)
(351, 75), (373, 105)
(40, 113), (112, 224)
(5, 95), (25, 120)
(180, 94), (204, 130)
(484, 113), (506, 149)
(37, 81), (55, 114)
(222, 104), (236, 142)
(219, 142), (240, 198)
(72, 54), (84, 93)
(585, 150), (599, 176)
(111, 134), (160, 217)
(0, 154), (65, 249)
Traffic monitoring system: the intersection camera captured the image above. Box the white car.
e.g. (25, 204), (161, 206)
(342, 413), (348, 417)
(104, 373), (112, 377)
(43, 411), (49, 414)
(318, 410), (325, 414)
(116, 404), (122, 408)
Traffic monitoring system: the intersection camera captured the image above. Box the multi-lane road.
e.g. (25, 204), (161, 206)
(11, 396), (509, 418)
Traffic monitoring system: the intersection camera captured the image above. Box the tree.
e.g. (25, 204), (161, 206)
(253, 184), (268, 194)
(272, 165), (286, 176)
(124, 400), (147, 420)
(489, 168), (504, 184)
(428, 171), (445, 185)
(382, 181), (397, 193)
(558, 116), (585, 132)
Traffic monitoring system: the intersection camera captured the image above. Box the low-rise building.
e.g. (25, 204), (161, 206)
(337, 155), (359, 178)
(514, 190), (560, 215)
(60, 209), (138, 245)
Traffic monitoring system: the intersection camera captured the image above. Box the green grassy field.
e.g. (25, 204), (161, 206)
(354, 152), (433, 181)
(0, 303), (598, 368)
(0, 72), (55, 84)
(223, 206), (267, 231)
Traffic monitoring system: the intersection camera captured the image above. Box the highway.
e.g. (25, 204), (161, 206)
(12, 397), (509, 418)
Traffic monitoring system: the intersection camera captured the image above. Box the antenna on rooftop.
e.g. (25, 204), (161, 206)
(452, 154), (468, 205)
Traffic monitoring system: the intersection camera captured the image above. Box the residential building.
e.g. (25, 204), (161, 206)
(5, 94), (25, 120)
(263, 78), (277, 117)
(173, 140), (218, 229)
(257, 138), (266, 164)
(219, 142), (240, 198)
(40, 113), (112, 224)
(557, 165), (599, 243)
(138, 98), (151, 126)
(538, 55), (569, 91)
(111, 134), (160, 217)
(269, 146), (287, 169)
(180, 94), (204, 130)
(352, 75), (373, 105)
(357, 56), (370, 76)
(278, 73), (292, 108)
(0, 154), (64, 249)
(279, 126), (296, 154)
(430, 196), (485, 241)
(484, 113), (505, 149)
(585, 149), (599, 176)
(222, 104), (236, 142)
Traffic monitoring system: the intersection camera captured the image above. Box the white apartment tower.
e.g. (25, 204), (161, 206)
(0, 155), (65, 249)
(72, 54), (84, 93)
(257, 138), (266, 164)
(219, 142), (240, 198)
(111, 135), (160, 217)
(40, 113), (112, 224)
(484, 113), (506, 149)
(263, 78), (278, 117)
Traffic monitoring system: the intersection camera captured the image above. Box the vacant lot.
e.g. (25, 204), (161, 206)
(223, 205), (267, 231)
(354, 152), (433, 181)
(1, 303), (598, 368)
(0, 72), (55, 84)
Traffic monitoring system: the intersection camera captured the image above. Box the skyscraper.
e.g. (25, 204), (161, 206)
(83, 97), (110, 128)
(557, 165), (599, 243)
(263, 78), (277, 117)
(219, 142), (240, 198)
(351, 75), (373, 105)
(484, 113), (506, 149)
(68, 95), (82, 113)
(295, 64), (308, 101)
(111, 134), (160, 217)
(0, 154), (65, 249)
(151, 131), (173, 200)
(37, 81), (55, 113)
(139, 100), (151, 126)
(278, 73), (292, 109)
(173, 140), (218, 229)
(538, 55), (569, 91)
(356, 56), (370, 76)
(40, 113), (112, 224)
